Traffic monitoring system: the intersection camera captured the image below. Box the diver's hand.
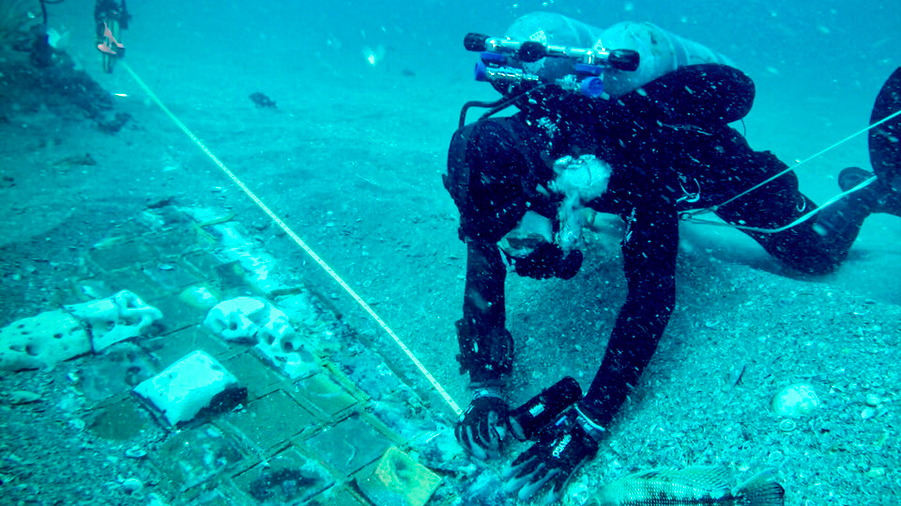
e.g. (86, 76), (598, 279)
(511, 242), (583, 280)
(455, 388), (510, 460)
(503, 409), (601, 504)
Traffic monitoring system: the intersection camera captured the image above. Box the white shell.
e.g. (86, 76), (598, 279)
(771, 383), (820, 417)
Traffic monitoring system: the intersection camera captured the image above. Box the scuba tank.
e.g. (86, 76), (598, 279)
(504, 12), (734, 97)
(600, 21), (734, 96)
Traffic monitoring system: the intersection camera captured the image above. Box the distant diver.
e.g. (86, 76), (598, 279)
(444, 11), (900, 504)
(31, 0), (61, 67)
(94, 0), (130, 73)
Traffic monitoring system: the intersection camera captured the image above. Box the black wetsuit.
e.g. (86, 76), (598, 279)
(95, 0), (129, 39)
(445, 64), (862, 427)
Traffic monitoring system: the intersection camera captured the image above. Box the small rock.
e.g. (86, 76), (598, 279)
(866, 467), (886, 478)
(125, 447), (147, 459)
(122, 477), (144, 494)
(8, 390), (41, 405)
(777, 419), (797, 432)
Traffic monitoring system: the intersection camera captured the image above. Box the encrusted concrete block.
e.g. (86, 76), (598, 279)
(234, 447), (334, 505)
(226, 390), (317, 450)
(141, 261), (200, 291)
(178, 284), (220, 310)
(318, 487), (371, 506)
(88, 238), (156, 272)
(153, 425), (245, 491)
(295, 373), (358, 418)
(0, 309), (90, 371)
(150, 294), (208, 333)
(305, 416), (391, 475)
(142, 326), (232, 370)
(88, 396), (151, 441)
(204, 297), (268, 343)
(222, 352), (284, 398)
(356, 447), (441, 506)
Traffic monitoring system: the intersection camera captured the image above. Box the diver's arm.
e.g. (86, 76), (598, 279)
(456, 239), (513, 385)
(578, 200), (679, 426)
(454, 239), (513, 459)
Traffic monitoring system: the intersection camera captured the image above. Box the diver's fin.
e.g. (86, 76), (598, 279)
(733, 469), (785, 506)
(838, 166), (874, 192)
(869, 67), (901, 189)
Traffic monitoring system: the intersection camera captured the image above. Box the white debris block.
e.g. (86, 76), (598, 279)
(65, 290), (163, 351)
(134, 351), (241, 426)
(0, 289), (162, 371)
(0, 310), (91, 371)
(203, 297), (269, 342)
(205, 297), (316, 378)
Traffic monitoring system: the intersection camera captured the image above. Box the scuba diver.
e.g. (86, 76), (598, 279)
(443, 12), (901, 504)
(30, 0), (65, 67)
(94, 0), (129, 72)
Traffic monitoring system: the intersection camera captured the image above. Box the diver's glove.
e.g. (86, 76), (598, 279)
(455, 386), (510, 460)
(509, 376), (583, 441)
(510, 242), (583, 280)
(502, 407), (604, 504)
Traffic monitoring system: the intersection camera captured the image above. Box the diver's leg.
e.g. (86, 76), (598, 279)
(813, 167), (900, 257)
(728, 192), (844, 275)
(811, 66), (901, 261)
(837, 167), (901, 216)
(697, 132), (843, 274)
(701, 67), (901, 274)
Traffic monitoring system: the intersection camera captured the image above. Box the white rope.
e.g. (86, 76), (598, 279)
(682, 107), (901, 233)
(122, 62), (463, 416)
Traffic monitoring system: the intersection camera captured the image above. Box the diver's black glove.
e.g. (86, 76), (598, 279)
(509, 376), (583, 441)
(503, 408), (603, 503)
(455, 387), (510, 460)
(511, 242), (583, 280)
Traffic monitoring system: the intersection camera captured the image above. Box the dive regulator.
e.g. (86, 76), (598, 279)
(464, 33), (640, 98)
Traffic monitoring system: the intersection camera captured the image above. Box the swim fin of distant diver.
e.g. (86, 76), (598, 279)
(869, 67), (901, 192)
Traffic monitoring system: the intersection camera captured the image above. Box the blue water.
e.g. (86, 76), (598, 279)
(127, 0), (897, 79)
(56, 1), (899, 86)
(104, 0), (897, 177)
